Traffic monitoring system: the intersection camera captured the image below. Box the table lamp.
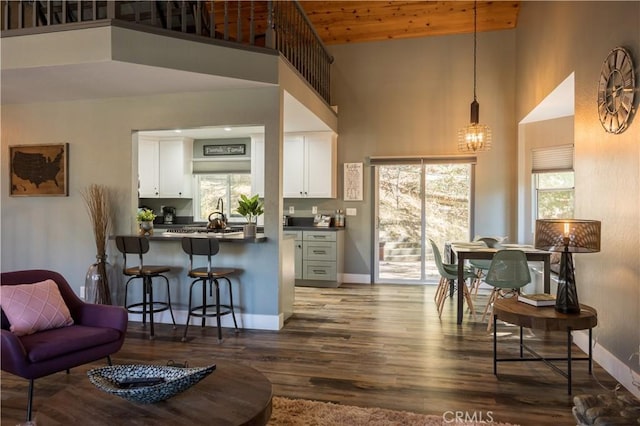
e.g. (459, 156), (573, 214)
(534, 219), (601, 314)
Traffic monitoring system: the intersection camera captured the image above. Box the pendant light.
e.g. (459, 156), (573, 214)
(458, 1), (492, 152)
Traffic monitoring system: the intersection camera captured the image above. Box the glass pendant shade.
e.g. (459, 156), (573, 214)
(458, 100), (492, 152)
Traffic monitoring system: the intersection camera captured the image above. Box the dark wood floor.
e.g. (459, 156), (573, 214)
(1, 284), (625, 426)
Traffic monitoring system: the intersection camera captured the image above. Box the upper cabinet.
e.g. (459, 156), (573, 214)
(138, 136), (193, 198)
(283, 132), (337, 198)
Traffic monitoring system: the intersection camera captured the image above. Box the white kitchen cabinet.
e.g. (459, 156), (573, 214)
(284, 230), (303, 280)
(250, 135), (265, 197)
(138, 137), (193, 198)
(283, 132), (336, 198)
(138, 137), (160, 197)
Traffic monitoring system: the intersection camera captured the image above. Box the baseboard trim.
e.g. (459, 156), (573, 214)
(573, 330), (640, 399)
(341, 273), (370, 284)
(128, 309), (283, 331)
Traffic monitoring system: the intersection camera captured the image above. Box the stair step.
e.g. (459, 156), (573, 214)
(383, 255), (421, 261)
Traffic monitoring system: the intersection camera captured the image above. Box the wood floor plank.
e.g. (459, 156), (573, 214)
(1, 284), (627, 426)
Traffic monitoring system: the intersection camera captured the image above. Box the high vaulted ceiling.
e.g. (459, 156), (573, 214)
(300, 1), (521, 45)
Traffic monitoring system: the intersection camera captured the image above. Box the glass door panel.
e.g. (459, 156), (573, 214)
(377, 165), (423, 281)
(375, 162), (472, 284)
(424, 164), (472, 277)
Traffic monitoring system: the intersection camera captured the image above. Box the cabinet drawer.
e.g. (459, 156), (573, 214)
(303, 231), (336, 242)
(284, 230), (302, 240)
(303, 261), (337, 281)
(304, 242), (336, 261)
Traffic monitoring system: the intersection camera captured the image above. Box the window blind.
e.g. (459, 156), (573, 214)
(531, 144), (574, 173)
(367, 155), (477, 166)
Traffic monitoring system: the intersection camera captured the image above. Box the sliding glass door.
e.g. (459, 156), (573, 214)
(374, 160), (474, 284)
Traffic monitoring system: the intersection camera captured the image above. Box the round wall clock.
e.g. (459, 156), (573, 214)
(597, 47), (636, 134)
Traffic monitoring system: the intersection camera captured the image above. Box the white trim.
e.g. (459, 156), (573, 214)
(573, 330), (640, 399)
(127, 309), (283, 331)
(341, 273), (370, 284)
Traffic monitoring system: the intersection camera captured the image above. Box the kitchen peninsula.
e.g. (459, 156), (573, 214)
(113, 230), (295, 332)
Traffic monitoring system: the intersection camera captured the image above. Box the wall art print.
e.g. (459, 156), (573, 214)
(9, 143), (69, 196)
(344, 162), (363, 201)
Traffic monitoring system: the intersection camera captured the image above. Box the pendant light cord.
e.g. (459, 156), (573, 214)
(473, 0), (477, 102)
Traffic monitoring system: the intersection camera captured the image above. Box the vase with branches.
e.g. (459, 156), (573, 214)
(82, 184), (114, 305)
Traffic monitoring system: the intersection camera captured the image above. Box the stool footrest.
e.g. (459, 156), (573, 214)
(188, 304), (234, 318)
(126, 302), (172, 314)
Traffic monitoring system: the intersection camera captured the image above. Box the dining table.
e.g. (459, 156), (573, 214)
(449, 242), (552, 325)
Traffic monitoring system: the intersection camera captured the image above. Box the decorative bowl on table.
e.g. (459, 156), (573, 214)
(87, 364), (216, 404)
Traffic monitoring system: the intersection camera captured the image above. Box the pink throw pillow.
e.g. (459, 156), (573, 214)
(0, 279), (74, 336)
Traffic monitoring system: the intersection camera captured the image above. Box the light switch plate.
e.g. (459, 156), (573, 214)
(312, 206), (318, 214)
(289, 206), (295, 214)
(346, 208), (357, 216)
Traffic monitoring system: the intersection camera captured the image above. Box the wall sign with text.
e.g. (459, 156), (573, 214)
(203, 144), (246, 156)
(344, 162), (363, 201)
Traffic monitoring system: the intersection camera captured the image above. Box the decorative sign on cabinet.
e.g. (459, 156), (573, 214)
(138, 136), (193, 198)
(283, 132), (337, 198)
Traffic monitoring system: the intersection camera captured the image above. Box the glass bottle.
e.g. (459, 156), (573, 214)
(85, 255), (116, 304)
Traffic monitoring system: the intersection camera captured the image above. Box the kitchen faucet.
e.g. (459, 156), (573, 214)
(216, 198), (224, 215)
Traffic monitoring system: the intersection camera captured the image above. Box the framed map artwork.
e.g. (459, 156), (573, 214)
(9, 143), (69, 196)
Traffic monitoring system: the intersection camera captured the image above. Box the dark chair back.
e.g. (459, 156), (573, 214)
(1, 269), (84, 324)
(115, 236), (150, 270)
(181, 238), (220, 256)
(181, 237), (220, 274)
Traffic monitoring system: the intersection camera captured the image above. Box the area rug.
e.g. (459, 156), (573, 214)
(269, 396), (520, 426)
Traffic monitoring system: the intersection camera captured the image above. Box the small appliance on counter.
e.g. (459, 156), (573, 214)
(162, 206), (176, 224)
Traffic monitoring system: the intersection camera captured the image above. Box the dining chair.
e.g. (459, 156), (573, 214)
(482, 249), (531, 331)
(468, 237), (504, 297)
(429, 239), (476, 319)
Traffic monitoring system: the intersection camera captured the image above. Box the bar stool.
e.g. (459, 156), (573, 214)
(181, 237), (238, 343)
(115, 235), (176, 339)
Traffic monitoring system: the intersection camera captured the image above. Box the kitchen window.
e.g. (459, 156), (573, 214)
(193, 174), (252, 222)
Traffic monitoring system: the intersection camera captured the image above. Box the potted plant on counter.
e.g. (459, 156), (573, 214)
(236, 194), (264, 238)
(136, 208), (156, 236)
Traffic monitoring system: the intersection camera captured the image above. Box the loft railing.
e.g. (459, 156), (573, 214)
(1, 0), (333, 103)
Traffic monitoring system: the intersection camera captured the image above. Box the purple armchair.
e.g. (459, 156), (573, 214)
(1, 269), (128, 421)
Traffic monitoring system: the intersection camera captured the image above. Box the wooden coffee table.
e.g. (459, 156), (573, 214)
(493, 297), (597, 394)
(33, 360), (272, 425)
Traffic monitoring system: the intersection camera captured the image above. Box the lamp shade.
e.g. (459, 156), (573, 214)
(534, 219), (601, 253)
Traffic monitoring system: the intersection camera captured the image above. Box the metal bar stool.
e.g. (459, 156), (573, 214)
(115, 235), (176, 339)
(181, 237), (238, 343)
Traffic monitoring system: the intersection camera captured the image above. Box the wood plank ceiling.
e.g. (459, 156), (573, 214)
(299, 1), (521, 45)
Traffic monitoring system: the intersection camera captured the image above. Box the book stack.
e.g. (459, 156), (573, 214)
(518, 293), (556, 307)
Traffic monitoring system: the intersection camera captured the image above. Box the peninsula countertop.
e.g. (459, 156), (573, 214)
(114, 232), (267, 243)
(151, 232), (266, 243)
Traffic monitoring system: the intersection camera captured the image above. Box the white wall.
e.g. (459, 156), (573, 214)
(1, 87), (285, 319)
(327, 30), (517, 275)
(516, 1), (640, 394)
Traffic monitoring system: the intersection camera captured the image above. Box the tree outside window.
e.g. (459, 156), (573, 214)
(195, 174), (252, 222)
(535, 171), (574, 219)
